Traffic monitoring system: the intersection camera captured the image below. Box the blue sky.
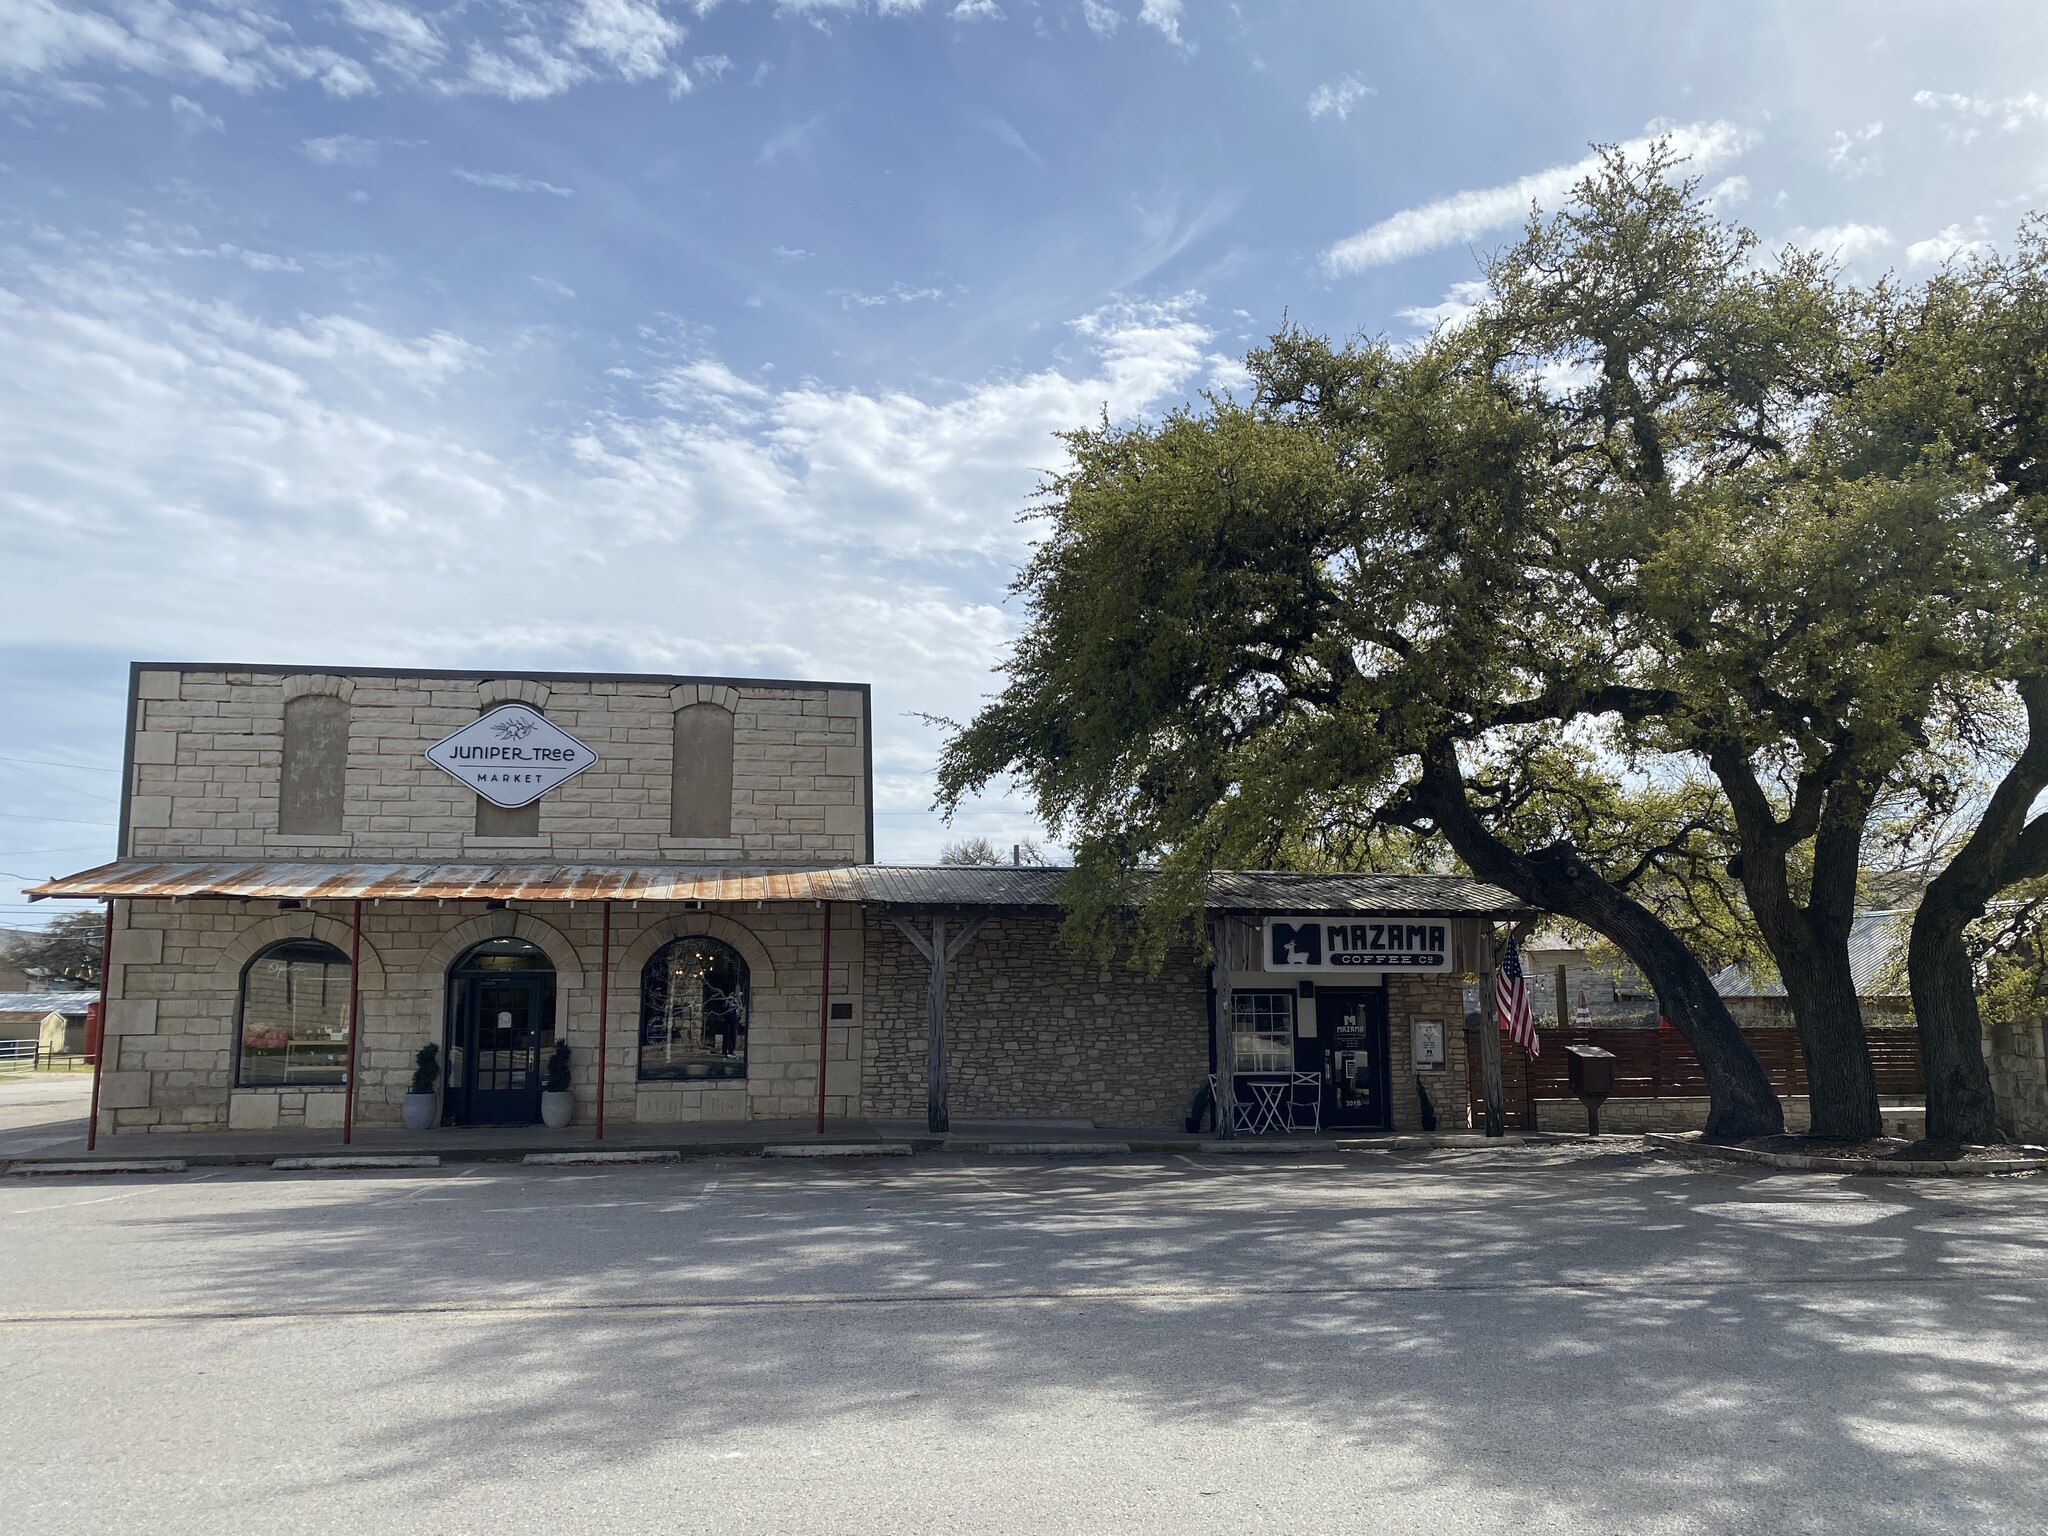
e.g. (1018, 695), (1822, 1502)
(3, 0), (2048, 925)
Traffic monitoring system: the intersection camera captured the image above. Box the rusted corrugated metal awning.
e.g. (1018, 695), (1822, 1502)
(24, 859), (1531, 916)
(22, 860), (871, 904)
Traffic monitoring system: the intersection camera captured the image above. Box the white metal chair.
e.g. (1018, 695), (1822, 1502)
(1284, 1072), (1323, 1134)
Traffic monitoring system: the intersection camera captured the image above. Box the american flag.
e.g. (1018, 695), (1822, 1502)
(1496, 938), (1538, 1057)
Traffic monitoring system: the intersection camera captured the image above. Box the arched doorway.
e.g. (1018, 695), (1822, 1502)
(444, 937), (556, 1125)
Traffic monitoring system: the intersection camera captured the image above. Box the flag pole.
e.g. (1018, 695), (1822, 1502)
(1479, 923), (1505, 1137)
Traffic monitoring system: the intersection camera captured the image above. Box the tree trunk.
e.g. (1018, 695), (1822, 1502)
(1775, 944), (1881, 1139)
(1908, 676), (2048, 1145)
(1909, 899), (1999, 1143)
(1413, 743), (1783, 1141)
(1710, 750), (1881, 1140)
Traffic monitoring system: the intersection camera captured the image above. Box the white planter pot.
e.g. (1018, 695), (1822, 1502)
(402, 1093), (436, 1131)
(540, 1090), (574, 1129)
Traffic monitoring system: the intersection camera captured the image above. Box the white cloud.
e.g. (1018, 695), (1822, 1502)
(1307, 74), (1372, 122)
(1396, 278), (1489, 333)
(302, 133), (380, 167)
(454, 167), (575, 196)
(1705, 174), (1750, 210)
(566, 0), (685, 82)
(771, 245), (814, 260)
(1827, 120), (1884, 179)
(333, 0), (446, 75)
(168, 92), (220, 132)
(1782, 222), (1894, 263)
(1138, 0), (1181, 45)
(832, 282), (951, 309)
(1913, 88), (2048, 143)
(1323, 119), (1757, 274)
(951, 0), (1001, 18)
(1905, 220), (1992, 267)
(1081, 0), (1120, 36)
(0, 0), (376, 97)
(0, 247), (1213, 858)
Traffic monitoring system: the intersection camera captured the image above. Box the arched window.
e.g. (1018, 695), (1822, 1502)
(237, 939), (351, 1087)
(279, 693), (348, 834)
(639, 936), (749, 1080)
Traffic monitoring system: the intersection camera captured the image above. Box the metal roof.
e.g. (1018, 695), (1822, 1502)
(1711, 910), (1911, 999)
(0, 991), (97, 1014)
(20, 861), (869, 905)
(23, 860), (1530, 916)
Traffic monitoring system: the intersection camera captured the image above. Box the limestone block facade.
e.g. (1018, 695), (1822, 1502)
(123, 664), (871, 865)
(100, 890), (866, 1135)
(59, 663), (1530, 1141)
(861, 913), (1211, 1128)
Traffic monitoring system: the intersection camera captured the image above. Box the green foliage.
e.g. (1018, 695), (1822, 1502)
(542, 1039), (571, 1095)
(940, 136), (2037, 1044)
(408, 1043), (440, 1096)
(1975, 884), (2048, 1041)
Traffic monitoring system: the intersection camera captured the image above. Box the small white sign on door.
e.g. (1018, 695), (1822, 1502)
(425, 705), (598, 809)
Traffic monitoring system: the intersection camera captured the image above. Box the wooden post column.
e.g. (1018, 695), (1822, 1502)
(892, 914), (986, 1134)
(1210, 916), (1236, 1140)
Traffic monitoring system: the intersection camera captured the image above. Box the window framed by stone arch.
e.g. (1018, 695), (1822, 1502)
(671, 701), (735, 838)
(638, 935), (749, 1081)
(279, 693), (349, 834)
(236, 939), (352, 1087)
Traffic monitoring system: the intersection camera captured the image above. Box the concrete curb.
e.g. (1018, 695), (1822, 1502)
(523, 1150), (682, 1166)
(3, 1159), (188, 1176)
(272, 1156), (441, 1171)
(762, 1143), (914, 1158)
(967, 1142), (1134, 1156)
(1646, 1132), (2048, 1177)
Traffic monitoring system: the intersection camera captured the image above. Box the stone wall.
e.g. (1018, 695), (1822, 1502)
(862, 912), (1211, 1130)
(1985, 1017), (2048, 1143)
(125, 667), (870, 866)
(97, 897), (862, 1135)
(1531, 1095), (1927, 1139)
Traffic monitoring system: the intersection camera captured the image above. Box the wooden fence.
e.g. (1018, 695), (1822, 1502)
(1463, 1024), (1926, 1132)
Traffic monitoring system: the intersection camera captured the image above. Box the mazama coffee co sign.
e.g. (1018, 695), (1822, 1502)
(425, 705), (598, 809)
(1262, 916), (1453, 973)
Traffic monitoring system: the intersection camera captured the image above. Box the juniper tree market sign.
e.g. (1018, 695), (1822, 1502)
(426, 705), (598, 809)
(1262, 916), (1454, 973)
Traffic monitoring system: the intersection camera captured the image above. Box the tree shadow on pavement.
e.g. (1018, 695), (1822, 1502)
(99, 1148), (2048, 1533)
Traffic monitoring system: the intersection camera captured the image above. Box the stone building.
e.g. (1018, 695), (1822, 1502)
(29, 664), (1526, 1142)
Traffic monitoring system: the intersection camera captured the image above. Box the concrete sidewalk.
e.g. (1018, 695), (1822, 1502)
(0, 1109), (1551, 1168)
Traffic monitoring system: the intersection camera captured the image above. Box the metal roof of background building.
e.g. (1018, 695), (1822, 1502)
(1711, 909), (1911, 999)
(0, 991), (99, 1014)
(24, 861), (1531, 916)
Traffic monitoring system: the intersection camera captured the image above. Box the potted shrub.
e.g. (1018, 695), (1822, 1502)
(540, 1039), (574, 1128)
(403, 1043), (439, 1131)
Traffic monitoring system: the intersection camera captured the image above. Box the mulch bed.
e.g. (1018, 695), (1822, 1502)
(1731, 1135), (2047, 1163)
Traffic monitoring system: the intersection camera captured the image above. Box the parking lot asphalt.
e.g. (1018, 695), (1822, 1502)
(3, 1146), (2044, 1535)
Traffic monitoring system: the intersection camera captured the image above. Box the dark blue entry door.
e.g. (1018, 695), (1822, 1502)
(448, 974), (548, 1125)
(1318, 988), (1392, 1130)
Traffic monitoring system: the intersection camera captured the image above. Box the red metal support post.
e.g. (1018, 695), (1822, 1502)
(596, 901), (611, 1141)
(342, 898), (363, 1145)
(85, 899), (113, 1152)
(815, 900), (833, 1135)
